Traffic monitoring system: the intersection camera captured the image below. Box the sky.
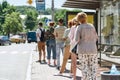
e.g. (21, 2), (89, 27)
(0, 0), (95, 12)
(0, 0), (66, 9)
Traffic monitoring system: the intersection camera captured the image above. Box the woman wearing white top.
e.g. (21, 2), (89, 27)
(68, 17), (80, 80)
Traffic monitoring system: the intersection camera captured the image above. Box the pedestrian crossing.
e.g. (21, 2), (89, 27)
(0, 50), (29, 55)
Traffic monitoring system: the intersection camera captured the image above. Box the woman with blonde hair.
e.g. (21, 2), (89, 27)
(68, 17), (80, 80)
(75, 12), (98, 80)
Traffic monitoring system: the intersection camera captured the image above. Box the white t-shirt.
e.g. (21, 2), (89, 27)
(36, 28), (44, 42)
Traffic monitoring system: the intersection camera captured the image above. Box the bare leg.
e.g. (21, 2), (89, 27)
(43, 50), (46, 60)
(71, 53), (77, 80)
(60, 45), (71, 73)
(54, 59), (56, 66)
(48, 59), (50, 65)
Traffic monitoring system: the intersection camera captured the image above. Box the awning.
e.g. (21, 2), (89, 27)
(62, 0), (102, 10)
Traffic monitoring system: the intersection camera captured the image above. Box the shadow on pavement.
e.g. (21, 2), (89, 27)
(54, 74), (81, 80)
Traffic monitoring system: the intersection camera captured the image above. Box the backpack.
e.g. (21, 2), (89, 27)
(39, 28), (46, 42)
(45, 28), (55, 40)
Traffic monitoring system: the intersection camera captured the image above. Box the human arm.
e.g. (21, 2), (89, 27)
(74, 25), (81, 44)
(53, 28), (58, 37)
(62, 29), (68, 41)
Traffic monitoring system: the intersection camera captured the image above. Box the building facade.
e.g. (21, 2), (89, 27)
(98, 1), (120, 45)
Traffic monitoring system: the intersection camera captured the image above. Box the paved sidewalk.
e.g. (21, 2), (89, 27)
(31, 51), (110, 80)
(31, 51), (83, 80)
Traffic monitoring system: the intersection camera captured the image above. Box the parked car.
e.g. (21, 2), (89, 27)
(10, 35), (26, 44)
(27, 31), (37, 43)
(0, 36), (11, 46)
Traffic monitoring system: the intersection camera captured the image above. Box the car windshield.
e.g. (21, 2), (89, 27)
(11, 35), (22, 38)
(0, 36), (9, 40)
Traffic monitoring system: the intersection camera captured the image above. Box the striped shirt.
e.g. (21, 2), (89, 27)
(54, 25), (66, 43)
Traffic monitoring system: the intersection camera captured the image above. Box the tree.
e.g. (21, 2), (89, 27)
(54, 9), (68, 25)
(0, 1), (9, 34)
(54, 9), (65, 21)
(0, 1), (15, 24)
(43, 8), (51, 15)
(24, 9), (38, 31)
(54, 9), (82, 26)
(16, 6), (36, 14)
(0, 1), (16, 35)
(3, 12), (23, 37)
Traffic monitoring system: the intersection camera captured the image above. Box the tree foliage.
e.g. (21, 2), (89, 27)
(0, 1), (82, 35)
(16, 6), (37, 14)
(43, 8), (51, 15)
(24, 9), (38, 31)
(0, 1), (39, 35)
(0, 1), (9, 34)
(54, 9), (67, 23)
(54, 8), (82, 25)
(3, 12), (23, 35)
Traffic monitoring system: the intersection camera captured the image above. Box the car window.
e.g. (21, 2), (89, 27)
(0, 36), (9, 40)
(2, 36), (9, 40)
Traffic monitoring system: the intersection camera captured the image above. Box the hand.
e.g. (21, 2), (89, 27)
(62, 38), (67, 41)
(55, 33), (58, 37)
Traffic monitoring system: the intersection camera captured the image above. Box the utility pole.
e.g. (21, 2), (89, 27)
(51, 0), (54, 21)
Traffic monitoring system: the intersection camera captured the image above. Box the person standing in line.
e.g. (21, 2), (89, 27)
(36, 22), (46, 63)
(45, 22), (56, 66)
(75, 12), (98, 80)
(68, 17), (80, 80)
(58, 20), (73, 75)
(54, 19), (67, 70)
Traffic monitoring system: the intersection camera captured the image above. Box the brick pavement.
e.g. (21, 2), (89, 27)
(31, 51), (110, 80)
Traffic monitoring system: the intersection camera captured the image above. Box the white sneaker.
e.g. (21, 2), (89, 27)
(69, 73), (73, 78)
(71, 78), (73, 80)
(56, 73), (63, 76)
(71, 78), (76, 80)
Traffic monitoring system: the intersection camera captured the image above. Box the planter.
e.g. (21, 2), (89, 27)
(101, 71), (120, 80)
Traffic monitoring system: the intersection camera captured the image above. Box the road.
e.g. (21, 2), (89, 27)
(0, 43), (36, 80)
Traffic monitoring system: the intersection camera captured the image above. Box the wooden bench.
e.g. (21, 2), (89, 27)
(98, 43), (120, 67)
(103, 45), (113, 57)
(113, 48), (120, 56)
(109, 47), (120, 58)
(98, 44), (113, 57)
(99, 44), (120, 57)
